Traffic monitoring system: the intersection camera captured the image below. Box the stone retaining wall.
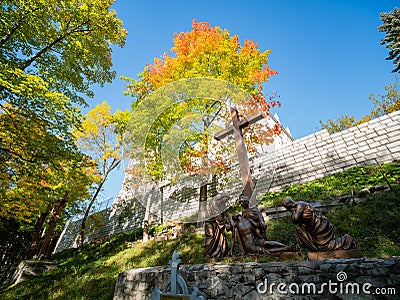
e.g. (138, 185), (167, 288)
(113, 257), (400, 300)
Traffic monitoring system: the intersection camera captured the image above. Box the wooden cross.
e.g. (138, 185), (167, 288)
(214, 107), (264, 204)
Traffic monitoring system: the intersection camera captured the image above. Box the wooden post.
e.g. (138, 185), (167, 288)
(214, 108), (264, 204)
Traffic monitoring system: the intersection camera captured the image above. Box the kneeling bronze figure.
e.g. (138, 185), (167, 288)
(282, 198), (357, 252)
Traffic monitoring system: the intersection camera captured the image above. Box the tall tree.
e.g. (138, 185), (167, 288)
(123, 20), (281, 229)
(0, 0), (127, 214)
(74, 101), (129, 249)
(379, 7), (400, 73)
(0, 0), (126, 266)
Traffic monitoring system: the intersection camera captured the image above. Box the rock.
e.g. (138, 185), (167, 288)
(357, 188), (370, 197)
(11, 260), (58, 285)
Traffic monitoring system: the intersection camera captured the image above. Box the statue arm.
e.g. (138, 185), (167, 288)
(247, 217), (266, 232)
(253, 207), (267, 229)
(292, 203), (304, 224)
(230, 224), (245, 256)
(224, 212), (233, 232)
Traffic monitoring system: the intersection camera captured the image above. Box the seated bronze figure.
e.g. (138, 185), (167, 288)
(238, 195), (268, 241)
(282, 198), (357, 252)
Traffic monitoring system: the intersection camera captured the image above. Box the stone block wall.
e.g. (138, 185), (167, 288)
(252, 110), (400, 193)
(113, 257), (400, 299)
(54, 201), (145, 252)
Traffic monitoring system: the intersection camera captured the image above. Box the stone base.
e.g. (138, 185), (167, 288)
(159, 295), (189, 300)
(307, 248), (363, 260)
(206, 251), (307, 263)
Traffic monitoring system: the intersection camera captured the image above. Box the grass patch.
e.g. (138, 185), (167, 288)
(260, 160), (400, 206)
(1, 229), (204, 300)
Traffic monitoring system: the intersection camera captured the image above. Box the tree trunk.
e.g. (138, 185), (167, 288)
(197, 184), (208, 228)
(79, 158), (120, 249)
(45, 231), (61, 258)
(142, 188), (154, 242)
(37, 191), (69, 258)
(25, 204), (51, 259)
(210, 174), (218, 197)
(79, 179), (105, 249)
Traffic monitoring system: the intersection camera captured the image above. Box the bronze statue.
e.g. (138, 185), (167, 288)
(230, 214), (290, 255)
(230, 195), (290, 255)
(238, 195), (268, 241)
(204, 194), (232, 259)
(282, 198), (356, 252)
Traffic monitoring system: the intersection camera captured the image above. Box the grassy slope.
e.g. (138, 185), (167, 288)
(1, 162), (400, 299)
(1, 231), (204, 300)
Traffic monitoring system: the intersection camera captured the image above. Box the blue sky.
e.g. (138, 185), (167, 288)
(90, 0), (399, 201)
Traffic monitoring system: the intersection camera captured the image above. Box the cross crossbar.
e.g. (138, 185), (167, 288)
(214, 110), (264, 141)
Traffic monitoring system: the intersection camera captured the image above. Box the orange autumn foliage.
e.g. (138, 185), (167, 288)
(124, 19), (282, 178)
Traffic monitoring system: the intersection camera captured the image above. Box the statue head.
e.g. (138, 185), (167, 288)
(238, 194), (250, 208)
(282, 197), (296, 210)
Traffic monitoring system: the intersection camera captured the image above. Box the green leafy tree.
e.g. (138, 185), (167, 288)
(319, 114), (356, 134)
(379, 7), (400, 73)
(0, 105), (96, 266)
(74, 101), (129, 249)
(0, 0), (126, 266)
(1, 0), (127, 146)
(0, 105), (94, 221)
(0, 0), (127, 212)
(361, 75), (400, 120)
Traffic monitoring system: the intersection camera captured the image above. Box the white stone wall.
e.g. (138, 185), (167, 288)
(260, 110), (400, 192)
